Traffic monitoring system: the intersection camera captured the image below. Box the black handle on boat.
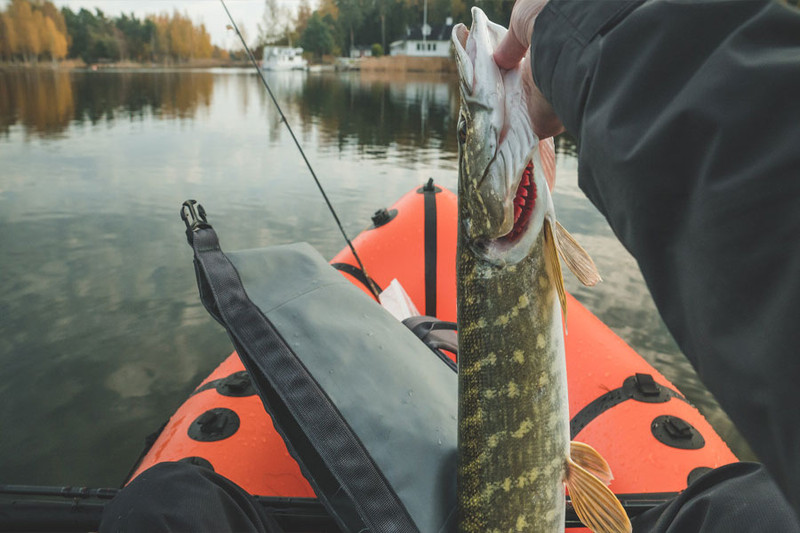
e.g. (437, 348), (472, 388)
(0, 483), (676, 531)
(180, 199), (211, 245)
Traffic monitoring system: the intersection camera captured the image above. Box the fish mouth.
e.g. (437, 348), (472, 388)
(498, 160), (535, 244)
(472, 156), (547, 266)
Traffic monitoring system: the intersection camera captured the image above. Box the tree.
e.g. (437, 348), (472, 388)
(116, 13), (155, 61)
(167, 11), (193, 60)
(42, 16), (68, 60)
(9, 0), (40, 62)
(289, 0), (313, 49)
(1, 0), (256, 64)
(299, 12), (334, 59)
(193, 24), (213, 59)
(336, 0), (367, 56)
(60, 7), (120, 63)
(257, 0), (291, 46)
(0, 13), (19, 60)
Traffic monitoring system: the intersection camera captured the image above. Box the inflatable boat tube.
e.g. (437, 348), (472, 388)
(128, 183), (737, 531)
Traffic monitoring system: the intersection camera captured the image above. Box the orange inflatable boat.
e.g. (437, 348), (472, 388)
(127, 182), (737, 531)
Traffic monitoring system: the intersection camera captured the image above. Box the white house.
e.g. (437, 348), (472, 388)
(389, 17), (454, 57)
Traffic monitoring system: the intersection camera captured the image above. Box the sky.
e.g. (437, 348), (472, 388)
(46, 0), (304, 49)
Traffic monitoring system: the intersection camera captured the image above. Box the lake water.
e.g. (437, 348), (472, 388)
(0, 68), (750, 488)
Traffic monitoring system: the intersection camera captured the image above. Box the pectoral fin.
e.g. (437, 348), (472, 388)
(544, 218), (567, 321)
(565, 444), (631, 533)
(555, 221), (601, 287)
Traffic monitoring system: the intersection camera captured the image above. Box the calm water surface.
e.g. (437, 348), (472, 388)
(0, 68), (750, 488)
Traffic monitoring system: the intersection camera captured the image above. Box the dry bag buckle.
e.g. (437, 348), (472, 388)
(181, 199), (211, 245)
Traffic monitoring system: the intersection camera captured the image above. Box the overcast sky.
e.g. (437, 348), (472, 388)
(46, 0), (305, 49)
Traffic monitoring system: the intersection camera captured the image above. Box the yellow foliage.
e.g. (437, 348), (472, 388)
(1, 0), (69, 62)
(148, 11), (213, 62)
(0, 13), (18, 59)
(43, 16), (67, 59)
(2, 0), (210, 64)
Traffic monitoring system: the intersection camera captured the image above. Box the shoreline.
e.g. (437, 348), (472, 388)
(1, 56), (456, 73)
(0, 59), (254, 71)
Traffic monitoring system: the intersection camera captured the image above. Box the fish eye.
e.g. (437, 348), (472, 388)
(458, 120), (467, 144)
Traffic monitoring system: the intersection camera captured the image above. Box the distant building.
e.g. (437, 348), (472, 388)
(350, 46), (373, 59)
(389, 17), (454, 57)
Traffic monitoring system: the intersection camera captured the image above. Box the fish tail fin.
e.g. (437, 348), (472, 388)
(566, 442), (631, 533)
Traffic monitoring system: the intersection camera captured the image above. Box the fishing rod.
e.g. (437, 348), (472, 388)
(219, 0), (381, 301)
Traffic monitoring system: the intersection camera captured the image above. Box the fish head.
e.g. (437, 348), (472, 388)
(452, 8), (508, 240)
(453, 7), (556, 266)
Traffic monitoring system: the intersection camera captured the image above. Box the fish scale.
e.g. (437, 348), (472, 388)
(457, 229), (570, 532)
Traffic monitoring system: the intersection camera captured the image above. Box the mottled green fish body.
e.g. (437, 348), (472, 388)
(457, 229), (569, 532)
(451, 7), (630, 533)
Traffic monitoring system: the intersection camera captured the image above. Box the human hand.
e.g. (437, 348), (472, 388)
(494, 0), (564, 140)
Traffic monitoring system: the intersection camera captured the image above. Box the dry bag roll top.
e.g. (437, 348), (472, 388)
(183, 205), (457, 533)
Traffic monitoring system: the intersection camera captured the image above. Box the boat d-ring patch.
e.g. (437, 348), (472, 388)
(651, 415), (705, 450)
(188, 408), (240, 442)
(192, 371), (257, 397)
(370, 208), (398, 229)
(570, 373), (687, 439)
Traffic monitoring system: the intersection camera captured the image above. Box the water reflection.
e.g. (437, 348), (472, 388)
(70, 71), (214, 122)
(0, 70), (74, 137)
(0, 70), (215, 139)
(288, 71), (458, 158)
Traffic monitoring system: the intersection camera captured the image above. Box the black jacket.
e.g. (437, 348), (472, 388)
(531, 0), (800, 521)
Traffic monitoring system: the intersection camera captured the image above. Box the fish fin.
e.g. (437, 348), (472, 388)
(566, 452), (631, 533)
(570, 441), (614, 485)
(544, 218), (567, 321)
(555, 221), (602, 287)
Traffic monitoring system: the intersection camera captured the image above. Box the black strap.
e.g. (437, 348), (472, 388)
(402, 316), (458, 372)
(330, 262), (383, 296)
(421, 179), (438, 317)
(569, 374), (688, 439)
(185, 219), (418, 533)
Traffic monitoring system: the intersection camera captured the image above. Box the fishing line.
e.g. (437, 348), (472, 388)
(219, 0), (381, 301)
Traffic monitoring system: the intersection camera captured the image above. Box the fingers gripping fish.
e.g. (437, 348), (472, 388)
(452, 8), (630, 533)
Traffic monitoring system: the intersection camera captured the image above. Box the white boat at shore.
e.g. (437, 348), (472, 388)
(261, 46), (308, 71)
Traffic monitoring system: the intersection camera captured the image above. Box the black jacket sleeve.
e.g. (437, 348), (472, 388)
(530, 0), (800, 517)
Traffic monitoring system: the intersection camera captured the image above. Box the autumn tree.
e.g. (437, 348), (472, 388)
(0, 0), (69, 62)
(168, 11), (193, 60)
(193, 24), (214, 59)
(9, 0), (41, 61)
(0, 13), (18, 61)
(41, 16), (68, 60)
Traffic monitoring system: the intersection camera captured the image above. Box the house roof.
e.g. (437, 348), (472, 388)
(405, 21), (455, 42)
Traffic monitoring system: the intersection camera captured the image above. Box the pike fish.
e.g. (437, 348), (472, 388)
(452, 8), (631, 533)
